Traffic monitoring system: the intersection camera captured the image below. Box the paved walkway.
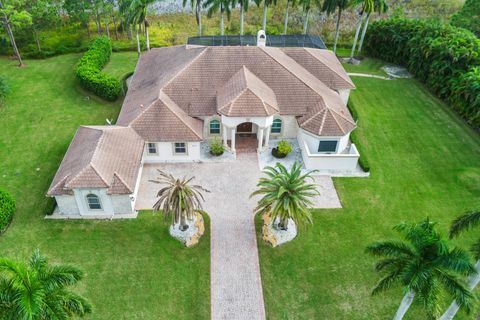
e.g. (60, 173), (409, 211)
(347, 72), (392, 80)
(135, 156), (342, 320)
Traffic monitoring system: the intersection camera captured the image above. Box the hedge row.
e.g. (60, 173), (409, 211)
(365, 19), (480, 129)
(347, 100), (370, 173)
(75, 36), (121, 101)
(0, 189), (15, 233)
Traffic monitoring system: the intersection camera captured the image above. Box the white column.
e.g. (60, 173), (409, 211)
(264, 126), (270, 147)
(257, 127), (264, 152)
(223, 125), (227, 146)
(231, 128), (236, 152)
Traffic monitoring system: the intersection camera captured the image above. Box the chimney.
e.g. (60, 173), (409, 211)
(257, 30), (266, 47)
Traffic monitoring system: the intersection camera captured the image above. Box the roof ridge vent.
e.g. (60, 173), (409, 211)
(257, 30), (266, 47)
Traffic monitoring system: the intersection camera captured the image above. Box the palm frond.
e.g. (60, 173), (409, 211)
(449, 210), (480, 238)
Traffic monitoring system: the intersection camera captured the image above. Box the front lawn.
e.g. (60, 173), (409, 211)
(257, 72), (480, 318)
(0, 53), (210, 319)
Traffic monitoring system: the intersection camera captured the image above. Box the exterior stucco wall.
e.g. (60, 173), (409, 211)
(74, 188), (114, 216)
(143, 141), (201, 162)
(297, 129), (350, 154)
(338, 89), (351, 105)
(270, 115), (298, 139)
(55, 195), (80, 215)
(111, 195), (135, 214)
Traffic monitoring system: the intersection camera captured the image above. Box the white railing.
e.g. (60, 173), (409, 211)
(301, 140), (360, 171)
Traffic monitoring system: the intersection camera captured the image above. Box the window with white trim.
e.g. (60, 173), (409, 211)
(318, 140), (338, 153)
(86, 194), (102, 210)
(209, 119), (221, 134)
(271, 118), (282, 134)
(147, 143), (157, 154)
(174, 142), (187, 154)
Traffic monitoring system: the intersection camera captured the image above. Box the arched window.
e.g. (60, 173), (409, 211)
(209, 119), (220, 134)
(86, 194), (102, 210)
(271, 118), (282, 134)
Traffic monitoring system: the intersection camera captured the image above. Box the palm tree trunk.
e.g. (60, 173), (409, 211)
(333, 7), (342, 54)
(283, 0), (289, 35)
(180, 214), (189, 231)
(357, 12), (370, 54)
(105, 18), (110, 38)
(0, 3), (23, 67)
(394, 290), (415, 320)
(33, 24), (41, 52)
(112, 13), (119, 40)
(350, 12), (364, 60)
(127, 24), (132, 40)
(196, 0), (202, 36)
(439, 260), (480, 320)
(96, 10), (102, 35)
(240, 2), (244, 35)
(303, 9), (310, 35)
(135, 27), (141, 58)
(262, 1), (267, 31)
(145, 20), (150, 50)
(220, 4), (225, 36)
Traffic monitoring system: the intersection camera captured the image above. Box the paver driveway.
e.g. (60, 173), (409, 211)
(135, 154), (341, 320)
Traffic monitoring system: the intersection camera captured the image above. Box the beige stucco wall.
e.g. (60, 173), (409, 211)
(143, 141), (201, 162)
(338, 89), (351, 105)
(55, 195), (80, 215)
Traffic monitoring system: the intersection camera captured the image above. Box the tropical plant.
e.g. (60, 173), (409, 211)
(0, 250), (92, 319)
(203, 0), (231, 35)
(258, 0), (277, 31)
(209, 137), (225, 155)
(251, 162), (318, 231)
(366, 218), (475, 320)
(365, 19), (480, 129)
(277, 140), (292, 155)
(128, 0), (154, 52)
(322, 0), (350, 53)
(301, 0), (313, 34)
(151, 170), (209, 232)
(184, 0), (203, 35)
(450, 0), (480, 37)
(232, 0), (250, 35)
(356, 0), (387, 54)
(0, 188), (14, 232)
(440, 210), (480, 320)
(282, 0), (297, 34)
(349, 0), (373, 59)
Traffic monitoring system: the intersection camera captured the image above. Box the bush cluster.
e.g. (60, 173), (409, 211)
(0, 76), (10, 100)
(75, 36), (121, 101)
(272, 140), (292, 158)
(0, 189), (15, 232)
(209, 137), (224, 156)
(347, 101), (370, 173)
(365, 19), (480, 129)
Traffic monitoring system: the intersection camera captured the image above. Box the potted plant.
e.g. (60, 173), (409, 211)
(209, 137), (224, 156)
(272, 140), (292, 158)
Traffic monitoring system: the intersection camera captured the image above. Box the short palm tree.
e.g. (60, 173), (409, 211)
(440, 210), (480, 320)
(366, 218), (475, 320)
(251, 162), (319, 231)
(151, 169), (209, 232)
(0, 250), (92, 319)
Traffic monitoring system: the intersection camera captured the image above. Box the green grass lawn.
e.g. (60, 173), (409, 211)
(257, 71), (480, 318)
(0, 53), (210, 319)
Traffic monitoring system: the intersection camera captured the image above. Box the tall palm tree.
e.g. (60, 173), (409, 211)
(283, 0), (297, 34)
(184, 0), (203, 35)
(301, 0), (313, 34)
(349, 0), (373, 60)
(128, 0), (154, 53)
(322, 0), (350, 53)
(259, 0), (277, 31)
(233, 0), (249, 35)
(151, 170), (209, 232)
(251, 162), (319, 231)
(203, 0), (231, 35)
(356, 0), (387, 54)
(440, 210), (480, 320)
(366, 218), (475, 320)
(0, 250), (92, 319)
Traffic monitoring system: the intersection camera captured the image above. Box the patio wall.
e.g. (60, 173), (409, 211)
(300, 140), (360, 171)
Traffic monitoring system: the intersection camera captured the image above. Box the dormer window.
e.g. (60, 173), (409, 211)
(271, 118), (282, 134)
(86, 194), (102, 210)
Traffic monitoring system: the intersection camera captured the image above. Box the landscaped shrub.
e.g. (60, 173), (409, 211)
(75, 36), (121, 101)
(209, 137), (224, 156)
(272, 140), (292, 158)
(365, 18), (480, 129)
(0, 76), (10, 100)
(0, 189), (15, 233)
(347, 101), (370, 172)
(451, 0), (480, 37)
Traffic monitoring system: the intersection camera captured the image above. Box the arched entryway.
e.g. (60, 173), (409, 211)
(234, 122), (257, 153)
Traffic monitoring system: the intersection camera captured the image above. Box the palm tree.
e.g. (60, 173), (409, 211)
(356, 0), (387, 54)
(440, 210), (480, 320)
(322, 0), (350, 53)
(128, 0), (154, 53)
(234, 0), (249, 35)
(259, 0), (277, 31)
(184, 0), (203, 35)
(301, 0), (312, 34)
(203, 0), (231, 35)
(366, 218), (475, 320)
(251, 162), (319, 231)
(151, 170), (209, 232)
(0, 250), (92, 319)
(283, 0), (297, 34)
(349, 0), (373, 60)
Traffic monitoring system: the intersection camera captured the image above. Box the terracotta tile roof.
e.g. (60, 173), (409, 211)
(47, 126), (144, 196)
(282, 48), (355, 90)
(217, 66), (279, 117)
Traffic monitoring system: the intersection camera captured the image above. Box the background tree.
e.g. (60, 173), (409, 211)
(259, 0), (277, 31)
(0, 0), (31, 66)
(282, 0), (297, 34)
(440, 210), (480, 320)
(322, 0), (350, 53)
(301, 0), (313, 34)
(233, 0), (249, 35)
(128, 0), (154, 53)
(184, 0), (203, 35)
(0, 250), (92, 318)
(203, 0), (231, 35)
(251, 162), (318, 231)
(64, 0), (93, 38)
(356, 0), (387, 54)
(450, 0), (480, 37)
(25, 0), (60, 52)
(349, 0), (373, 60)
(151, 170), (209, 232)
(366, 218), (475, 320)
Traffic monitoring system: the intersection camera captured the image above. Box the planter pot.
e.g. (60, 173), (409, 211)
(210, 150), (224, 156)
(272, 147), (288, 159)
